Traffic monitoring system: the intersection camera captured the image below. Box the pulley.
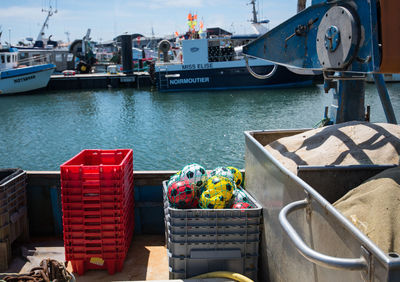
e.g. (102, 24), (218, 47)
(316, 6), (360, 70)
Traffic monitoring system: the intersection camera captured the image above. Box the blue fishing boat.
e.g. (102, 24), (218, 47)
(154, 0), (316, 92)
(155, 37), (315, 92)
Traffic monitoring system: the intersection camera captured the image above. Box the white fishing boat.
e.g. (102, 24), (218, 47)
(0, 46), (55, 95)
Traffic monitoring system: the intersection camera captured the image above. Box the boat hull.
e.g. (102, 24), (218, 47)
(155, 65), (314, 92)
(0, 64), (55, 95)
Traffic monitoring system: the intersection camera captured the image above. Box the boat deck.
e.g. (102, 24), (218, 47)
(6, 235), (170, 281)
(4, 234), (233, 281)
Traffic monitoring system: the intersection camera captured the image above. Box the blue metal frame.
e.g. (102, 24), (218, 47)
(373, 74), (398, 124)
(243, 0), (380, 73)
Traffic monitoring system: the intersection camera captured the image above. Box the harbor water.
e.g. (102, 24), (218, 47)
(1, 84), (399, 171)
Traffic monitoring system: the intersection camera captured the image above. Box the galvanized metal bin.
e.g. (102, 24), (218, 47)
(244, 129), (400, 282)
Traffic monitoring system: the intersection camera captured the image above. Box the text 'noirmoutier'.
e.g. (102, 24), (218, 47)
(169, 77), (210, 85)
(14, 75), (36, 83)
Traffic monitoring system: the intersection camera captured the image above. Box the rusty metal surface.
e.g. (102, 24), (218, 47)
(379, 0), (400, 73)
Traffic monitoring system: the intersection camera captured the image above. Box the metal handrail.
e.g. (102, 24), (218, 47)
(279, 198), (369, 271)
(18, 55), (48, 64)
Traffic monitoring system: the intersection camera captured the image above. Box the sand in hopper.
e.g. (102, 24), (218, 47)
(264, 121), (400, 174)
(333, 167), (400, 255)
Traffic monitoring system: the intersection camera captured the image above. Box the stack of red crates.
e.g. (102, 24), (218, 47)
(60, 149), (134, 275)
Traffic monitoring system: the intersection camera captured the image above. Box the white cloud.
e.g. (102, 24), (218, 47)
(0, 6), (43, 21)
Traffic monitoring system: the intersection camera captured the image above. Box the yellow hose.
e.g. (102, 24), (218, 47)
(190, 271), (254, 282)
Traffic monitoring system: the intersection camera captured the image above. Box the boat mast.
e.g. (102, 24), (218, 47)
(249, 0), (258, 23)
(297, 0), (306, 13)
(36, 1), (57, 42)
(249, 0), (269, 35)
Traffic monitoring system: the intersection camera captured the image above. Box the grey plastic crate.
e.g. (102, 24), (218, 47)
(167, 221), (260, 236)
(169, 230), (260, 244)
(168, 249), (258, 280)
(163, 181), (262, 219)
(167, 238), (259, 257)
(166, 213), (261, 227)
(163, 179), (261, 281)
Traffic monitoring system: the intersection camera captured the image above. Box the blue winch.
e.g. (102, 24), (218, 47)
(243, 0), (399, 124)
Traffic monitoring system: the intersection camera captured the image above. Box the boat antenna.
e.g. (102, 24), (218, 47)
(145, 26), (155, 49)
(65, 31), (71, 43)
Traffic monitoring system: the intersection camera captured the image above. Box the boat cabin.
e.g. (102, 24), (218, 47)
(0, 47), (18, 70)
(168, 38), (242, 66)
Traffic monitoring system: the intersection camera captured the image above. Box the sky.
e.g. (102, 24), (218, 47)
(0, 0), (305, 44)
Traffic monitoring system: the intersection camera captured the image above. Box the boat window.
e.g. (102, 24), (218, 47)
(7, 55), (11, 63)
(1, 55), (4, 64)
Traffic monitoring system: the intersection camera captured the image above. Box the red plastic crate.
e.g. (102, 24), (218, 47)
(70, 258), (125, 275)
(60, 187), (129, 198)
(66, 247), (128, 261)
(63, 210), (134, 243)
(64, 229), (127, 239)
(63, 219), (134, 233)
(64, 215), (134, 238)
(60, 150), (134, 275)
(64, 239), (130, 258)
(63, 213), (126, 223)
(64, 226), (133, 250)
(65, 244), (131, 263)
(62, 189), (133, 204)
(61, 173), (133, 192)
(60, 149), (133, 182)
(62, 195), (134, 218)
(62, 199), (128, 211)
(65, 237), (126, 247)
(63, 213), (133, 234)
